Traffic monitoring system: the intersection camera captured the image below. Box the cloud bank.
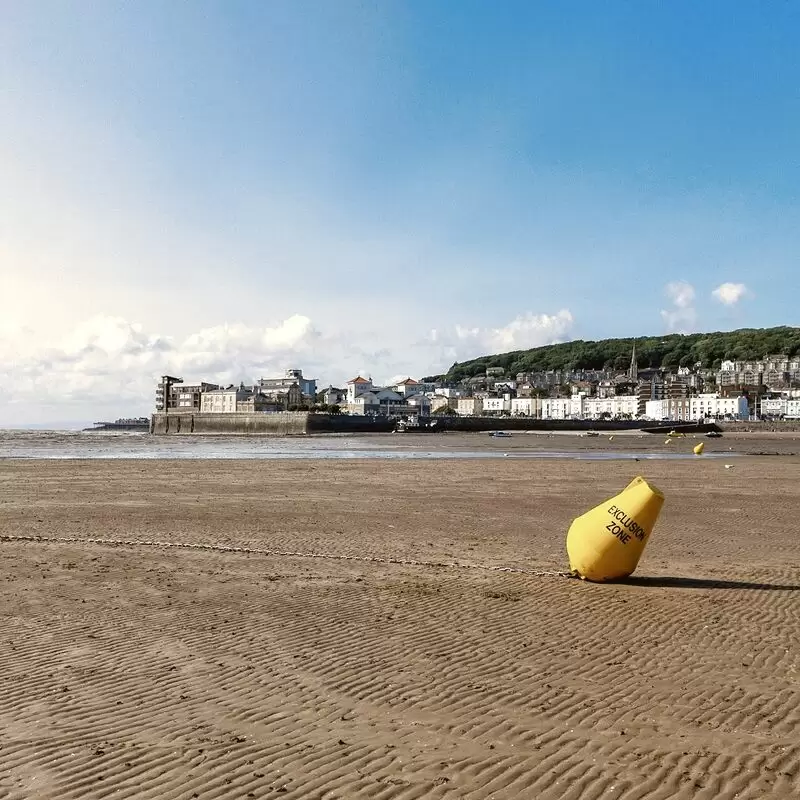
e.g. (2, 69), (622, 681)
(0, 309), (574, 423)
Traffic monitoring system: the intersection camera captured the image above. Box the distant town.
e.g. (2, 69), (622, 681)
(154, 346), (800, 422)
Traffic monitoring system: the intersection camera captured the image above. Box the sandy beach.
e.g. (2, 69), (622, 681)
(1, 441), (799, 798)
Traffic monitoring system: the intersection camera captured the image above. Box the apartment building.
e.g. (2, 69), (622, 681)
(510, 397), (541, 417)
(541, 397), (572, 419)
(646, 394), (749, 421)
(456, 397), (484, 416)
(155, 376), (219, 411)
(258, 369), (317, 399)
(200, 387), (252, 414)
(582, 395), (639, 419)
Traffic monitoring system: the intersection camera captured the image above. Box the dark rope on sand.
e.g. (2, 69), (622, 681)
(0, 534), (572, 578)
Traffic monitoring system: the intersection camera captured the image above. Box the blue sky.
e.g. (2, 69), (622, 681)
(1, 1), (799, 423)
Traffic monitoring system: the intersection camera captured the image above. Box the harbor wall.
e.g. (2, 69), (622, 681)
(151, 412), (718, 435)
(428, 416), (636, 433)
(418, 417), (717, 433)
(151, 412), (308, 435)
(720, 421), (800, 433)
(151, 412), (389, 436)
(306, 414), (394, 433)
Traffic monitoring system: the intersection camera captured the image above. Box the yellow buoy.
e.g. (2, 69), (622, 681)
(609, 435), (614, 442)
(566, 476), (665, 582)
(664, 438), (672, 444)
(693, 442), (704, 455)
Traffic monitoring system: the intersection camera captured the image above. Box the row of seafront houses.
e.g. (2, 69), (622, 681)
(156, 371), (440, 417)
(155, 359), (800, 422)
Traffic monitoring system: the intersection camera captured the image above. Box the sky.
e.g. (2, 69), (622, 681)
(1, 1), (799, 425)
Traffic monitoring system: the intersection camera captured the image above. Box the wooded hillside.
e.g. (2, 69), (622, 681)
(429, 326), (800, 383)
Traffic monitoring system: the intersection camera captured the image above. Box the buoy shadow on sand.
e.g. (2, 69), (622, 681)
(620, 575), (800, 592)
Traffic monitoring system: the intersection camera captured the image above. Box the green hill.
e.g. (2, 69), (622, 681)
(430, 326), (800, 383)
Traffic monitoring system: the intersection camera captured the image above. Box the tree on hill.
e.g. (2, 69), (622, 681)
(438, 326), (800, 382)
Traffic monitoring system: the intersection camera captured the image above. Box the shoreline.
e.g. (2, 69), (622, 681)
(3, 429), (800, 459)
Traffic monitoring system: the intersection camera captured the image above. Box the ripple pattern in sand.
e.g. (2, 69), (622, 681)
(0, 543), (798, 799)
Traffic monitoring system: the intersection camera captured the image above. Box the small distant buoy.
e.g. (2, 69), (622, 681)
(693, 443), (705, 455)
(664, 439), (672, 445)
(609, 435), (615, 442)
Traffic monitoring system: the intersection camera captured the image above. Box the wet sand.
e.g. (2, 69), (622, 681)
(367, 429), (800, 457)
(1, 445), (799, 798)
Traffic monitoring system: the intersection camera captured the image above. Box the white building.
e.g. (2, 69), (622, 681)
(689, 394), (749, 420)
(347, 392), (379, 415)
(541, 397), (572, 419)
(258, 368), (317, 398)
(393, 378), (421, 398)
(346, 376), (374, 404)
(760, 397), (800, 418)
(645, 398), (691, 421)
(482, 395), (512, 414)
(457, 397), (484, 416)
(646, 399), (668, 420)
(430, 396), (454, 413)
(539, 393), (637, 420)
(569, 393), (585, 417)
(646, 394), (749, 421)
(200, 387), (251, 413)
(321, 386), (346, 406)
(346, 388), (405, 416)
(582, 394), (638, 419)
(760, 398), (787, 418)
(510, 397), (541, 417)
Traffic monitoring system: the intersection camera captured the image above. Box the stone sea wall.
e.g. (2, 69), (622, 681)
(151, 412), (309, 435)
(720, 421), (800, 433)
(151, 412), (717, 435)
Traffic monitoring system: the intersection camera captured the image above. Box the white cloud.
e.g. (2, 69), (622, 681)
(419, 310), (573, 382)
(712, 282), (748, 306)
(660, 281), (697, 333)
(0, 309), (574, 423)
(664, 280), (695, 309)
(440, 310), (573, 355)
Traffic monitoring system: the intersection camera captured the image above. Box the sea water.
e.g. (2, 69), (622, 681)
(0, 430), (737, 461)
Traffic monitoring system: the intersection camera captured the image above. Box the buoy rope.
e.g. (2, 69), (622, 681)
(0, 534), (570, 578)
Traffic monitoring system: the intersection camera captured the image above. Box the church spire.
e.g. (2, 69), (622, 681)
(628, 341), (638, 382)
